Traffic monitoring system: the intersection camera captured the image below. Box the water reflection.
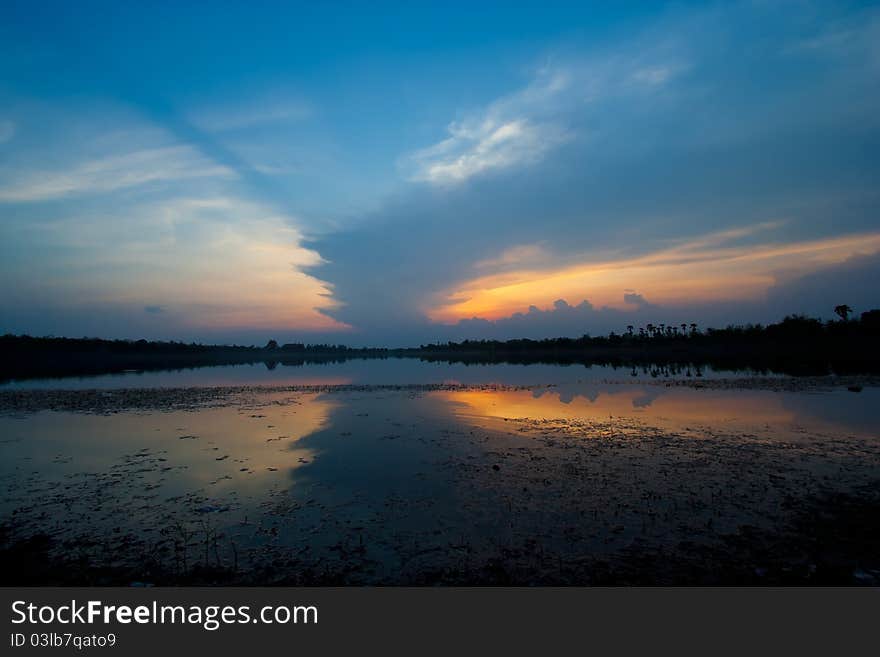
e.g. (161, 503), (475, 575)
(434, 384), (879, 438)
(0, 393), (337, 530)
(0, 382), (878, 584)
(0, 358), (772, 390)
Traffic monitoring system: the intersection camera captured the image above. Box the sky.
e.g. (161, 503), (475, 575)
(1, 0), (879, 346)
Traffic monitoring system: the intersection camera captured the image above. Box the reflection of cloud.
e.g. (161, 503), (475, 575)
(0, 145), (234, 202)
(631, 391), (660, 409)
(436, 387), (796, 429)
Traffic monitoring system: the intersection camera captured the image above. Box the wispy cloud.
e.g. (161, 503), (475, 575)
(0, 145), (234, 202)
(406, 69), (573, 185)
(784, 8), (880, 63)
(474, 243), (551, 271)
(405, 45), (686, 185)
(410, 118), (569, 185)
(190, 97), (312, 133)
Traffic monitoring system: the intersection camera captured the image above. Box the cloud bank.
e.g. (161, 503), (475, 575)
(313, 3), (880, 344)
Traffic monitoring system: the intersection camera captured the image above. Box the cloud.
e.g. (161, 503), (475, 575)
(402, 70), (571, 185)
(438, 252), (880, 343)
(631, 66), (674, 86)
(3, 1), (879, 346)
(403, 28), (688, 186)
(0, 193), (350, 337)
(409, 117), (570, 185)
(429, 226), (880, 323)
(623, 292), (654, 310)
(764, 251), (880, 318)
(0, 145), (234, 202)
(0, 93), (354, 341)
(190, 97), (312, 133)
(784, 7), (880, 64)
(312, 2), (880, 345)
(474, 243), (551, 271)
(439, 297), (667, 341)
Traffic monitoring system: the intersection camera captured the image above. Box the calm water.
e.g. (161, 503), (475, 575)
(0, 357), (772, 389)
(1, 360), (878, 583)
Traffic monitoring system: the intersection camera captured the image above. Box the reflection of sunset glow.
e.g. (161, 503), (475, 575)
(271, 376), (354, 386)
(0, 392), (339, 497)
(160, 391), (339, 485)
(428, 228), (880, 322)
(435, 387), (796, 429)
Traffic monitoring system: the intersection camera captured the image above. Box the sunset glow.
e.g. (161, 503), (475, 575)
(428, 229), (880, 323)
(1, 1), (878, 344)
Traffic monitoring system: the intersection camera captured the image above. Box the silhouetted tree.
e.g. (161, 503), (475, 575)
(862, 309), (880, 330)
(834, 304), (853, 321)
(265, 339), (279, 350)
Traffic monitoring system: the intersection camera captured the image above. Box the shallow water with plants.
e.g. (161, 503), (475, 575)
(1, 362), (878, 584)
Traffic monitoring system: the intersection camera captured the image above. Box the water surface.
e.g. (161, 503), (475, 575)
(1, 362), (878, 584)
(2, 378), (878, 584)
(1, 358), (768, 389)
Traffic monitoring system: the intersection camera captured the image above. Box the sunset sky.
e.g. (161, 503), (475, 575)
(1, 1), (879, 345)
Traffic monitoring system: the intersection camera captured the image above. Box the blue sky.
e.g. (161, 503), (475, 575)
(1, 1), (879, 345)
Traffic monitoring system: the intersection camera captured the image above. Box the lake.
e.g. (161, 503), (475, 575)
(1, 359), (878, 584)
(0, 357), (771, 390)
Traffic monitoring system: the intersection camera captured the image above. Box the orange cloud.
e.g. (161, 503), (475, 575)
(45, 196), (351, 332)
(427, 225), (880, 322)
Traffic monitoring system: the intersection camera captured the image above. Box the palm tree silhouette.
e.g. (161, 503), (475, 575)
(834, 304), (853, 321)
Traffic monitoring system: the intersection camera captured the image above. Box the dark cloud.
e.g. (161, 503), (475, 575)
(763, 253), (880, 320)
(3, 2), (879, 346)
(447, 300), (629, 340)
(310, 6), (880, 346)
